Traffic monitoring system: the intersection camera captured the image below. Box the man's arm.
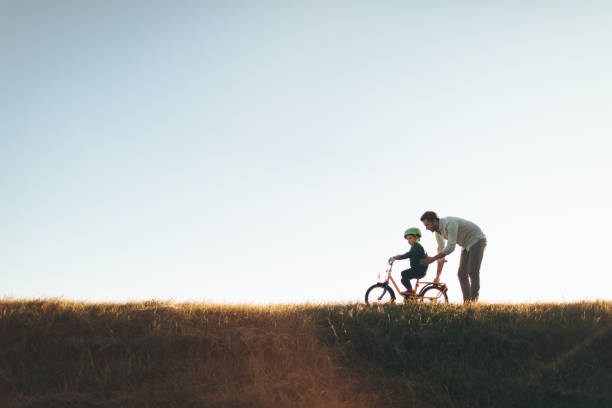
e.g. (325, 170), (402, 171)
(422, 251), (447, 265)
(435, 231), (445, 255)
(421, 254), (445, 280)
(434, 260), (444, 283)
(423, 220), (459, 264)
(442, 220), (458, 255)
(421, 229), (450, 266)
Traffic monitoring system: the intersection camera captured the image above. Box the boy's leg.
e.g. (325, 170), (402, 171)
(457, 250), (470, 302)
(466, 238), (487, 301)
(401, 269), (413, 291)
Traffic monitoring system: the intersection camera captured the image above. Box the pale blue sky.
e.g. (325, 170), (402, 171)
(2, 1), (611, 303)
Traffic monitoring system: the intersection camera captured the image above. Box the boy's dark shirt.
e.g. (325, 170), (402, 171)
(397, 242), (428, 273)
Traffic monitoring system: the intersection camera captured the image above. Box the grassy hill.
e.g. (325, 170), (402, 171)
(0, 300), (610, 407)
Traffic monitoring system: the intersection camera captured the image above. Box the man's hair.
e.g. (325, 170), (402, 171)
(420, 211), (439, 222)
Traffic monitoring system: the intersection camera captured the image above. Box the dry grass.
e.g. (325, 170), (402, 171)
(1, 299), (610, 407)
(0, 300), (384, 408)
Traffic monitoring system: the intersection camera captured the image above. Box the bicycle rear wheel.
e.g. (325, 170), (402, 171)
(365, 283), (396, 305)
(419, 285), (448, 303)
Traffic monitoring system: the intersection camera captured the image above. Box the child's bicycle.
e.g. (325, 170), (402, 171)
(365, 259), (448, 305)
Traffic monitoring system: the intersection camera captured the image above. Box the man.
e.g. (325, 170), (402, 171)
(419, 211), (487, 302)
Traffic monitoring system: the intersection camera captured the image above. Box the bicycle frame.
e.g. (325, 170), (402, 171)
(379, 260), (447, 302)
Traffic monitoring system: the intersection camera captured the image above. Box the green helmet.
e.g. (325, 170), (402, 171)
(404, 227), (422, 238)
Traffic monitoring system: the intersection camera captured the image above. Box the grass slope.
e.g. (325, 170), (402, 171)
(323, 302), (612, 407)
(0, 300), (610, 407)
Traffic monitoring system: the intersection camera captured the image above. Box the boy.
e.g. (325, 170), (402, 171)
(390, 227), (429, 295)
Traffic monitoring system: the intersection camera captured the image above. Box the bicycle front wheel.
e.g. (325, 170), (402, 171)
(419, 286), (448, 303)
(365, 283), (396, 305)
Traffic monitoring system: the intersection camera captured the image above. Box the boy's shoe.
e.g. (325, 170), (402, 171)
(401, 290), (415, 296)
